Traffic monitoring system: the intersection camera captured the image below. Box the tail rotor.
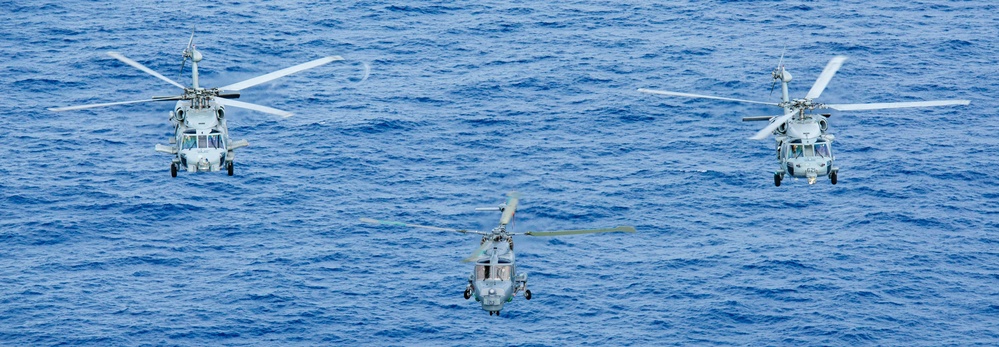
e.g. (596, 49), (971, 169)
(179, 28), (195, 81)
(769, 49), (785, 97)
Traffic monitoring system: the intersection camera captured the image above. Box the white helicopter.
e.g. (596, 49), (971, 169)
(361, 192), (636, 316)
(638, 55), (969, 186)
(49, 32), (342, 177)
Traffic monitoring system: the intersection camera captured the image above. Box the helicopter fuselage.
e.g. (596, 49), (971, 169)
(466, 235), (528, 314)
(156, 97), (248, 175)
(773, 114), (837, 184)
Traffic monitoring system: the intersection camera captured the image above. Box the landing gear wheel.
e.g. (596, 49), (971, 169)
(774, 173), (781, 187)
(227, 161), (234, 176)
(170, 163), (177, 177)
(463, 288), (471, 300)
(496, 310), (500, 316)
(525, 290), (532, 300)
(489, 311), (494, 316)
(830, 171), (838, 185)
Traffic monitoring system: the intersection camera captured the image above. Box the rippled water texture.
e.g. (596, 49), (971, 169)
(2, 1), (997, 346)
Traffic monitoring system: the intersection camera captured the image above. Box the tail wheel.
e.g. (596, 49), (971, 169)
(774, 173), (781, 187)
(227, 161), (234, 176)
(525, 289), (532, 300)
(170, 163), (177, 178)
(463, 288), (471, 300)
(830, 171), (838, 185)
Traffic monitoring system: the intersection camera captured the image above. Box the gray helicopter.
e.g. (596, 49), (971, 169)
(49, 32), (342, 177)
(361, 192), (635, 316)
(639, 55), (969, 186)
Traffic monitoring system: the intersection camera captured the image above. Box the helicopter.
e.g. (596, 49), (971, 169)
(360, 192), (636, 316)
(638, 55), (969, 186)
(49, 32), (342, 177)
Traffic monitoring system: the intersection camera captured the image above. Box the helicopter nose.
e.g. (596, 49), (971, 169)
(481, 296), (505, 312)
(478, 285), (513, 312)
(197, 157), (211, 171)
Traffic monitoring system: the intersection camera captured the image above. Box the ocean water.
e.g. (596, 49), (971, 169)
(2, 1), (997, 345)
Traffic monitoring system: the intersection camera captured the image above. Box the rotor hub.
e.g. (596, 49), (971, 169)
(784, 98), (823, 111)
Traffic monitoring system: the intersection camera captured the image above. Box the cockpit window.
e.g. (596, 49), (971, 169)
(814, 143), (830, 157)
(494, 265), (510, 280)
(475, 265), (511, 280)
(182, 134), (225, 150)
(182, 136), (197, 150)
(790, 144), (803, 158)
(803, 144), (815, 157)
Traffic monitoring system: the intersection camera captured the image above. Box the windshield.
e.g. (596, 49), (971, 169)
(181, 134), (225, 150)
(787, 144), (830, 158)
(789, 144), (803, 158)
(814, 143), (831, 157)
(475, 265), (512, 280)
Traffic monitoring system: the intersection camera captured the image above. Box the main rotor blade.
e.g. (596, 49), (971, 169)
(805, 56), (847, 100)
(499, 191), (521, 226)
(638, 88), (778, 106)
(824, 100), (970, 111)
(359, 218), (485, 235)
(750, 109), (797, 140)
(48, 98), (176, 112)
(107, 52), (186, 89)
(219, 56), (344, 91)
(216, 98), (293, 118)
(461, 242), (492, 263)
(523, 225), (636, 237)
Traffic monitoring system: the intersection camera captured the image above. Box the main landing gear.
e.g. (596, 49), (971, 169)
(170, 163), (178, 177)
(227, 161), (234, 176)
(489, 310), (501, 316)
(830, 171), (838, 185)
(774, 172), (783, 187)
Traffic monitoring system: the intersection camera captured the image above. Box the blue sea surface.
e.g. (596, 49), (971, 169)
(2, 1), (997, 346)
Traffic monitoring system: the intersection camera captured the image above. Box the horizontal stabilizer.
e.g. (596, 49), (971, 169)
(229, 139), (249, 150)
(155, 144), (177, 154)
